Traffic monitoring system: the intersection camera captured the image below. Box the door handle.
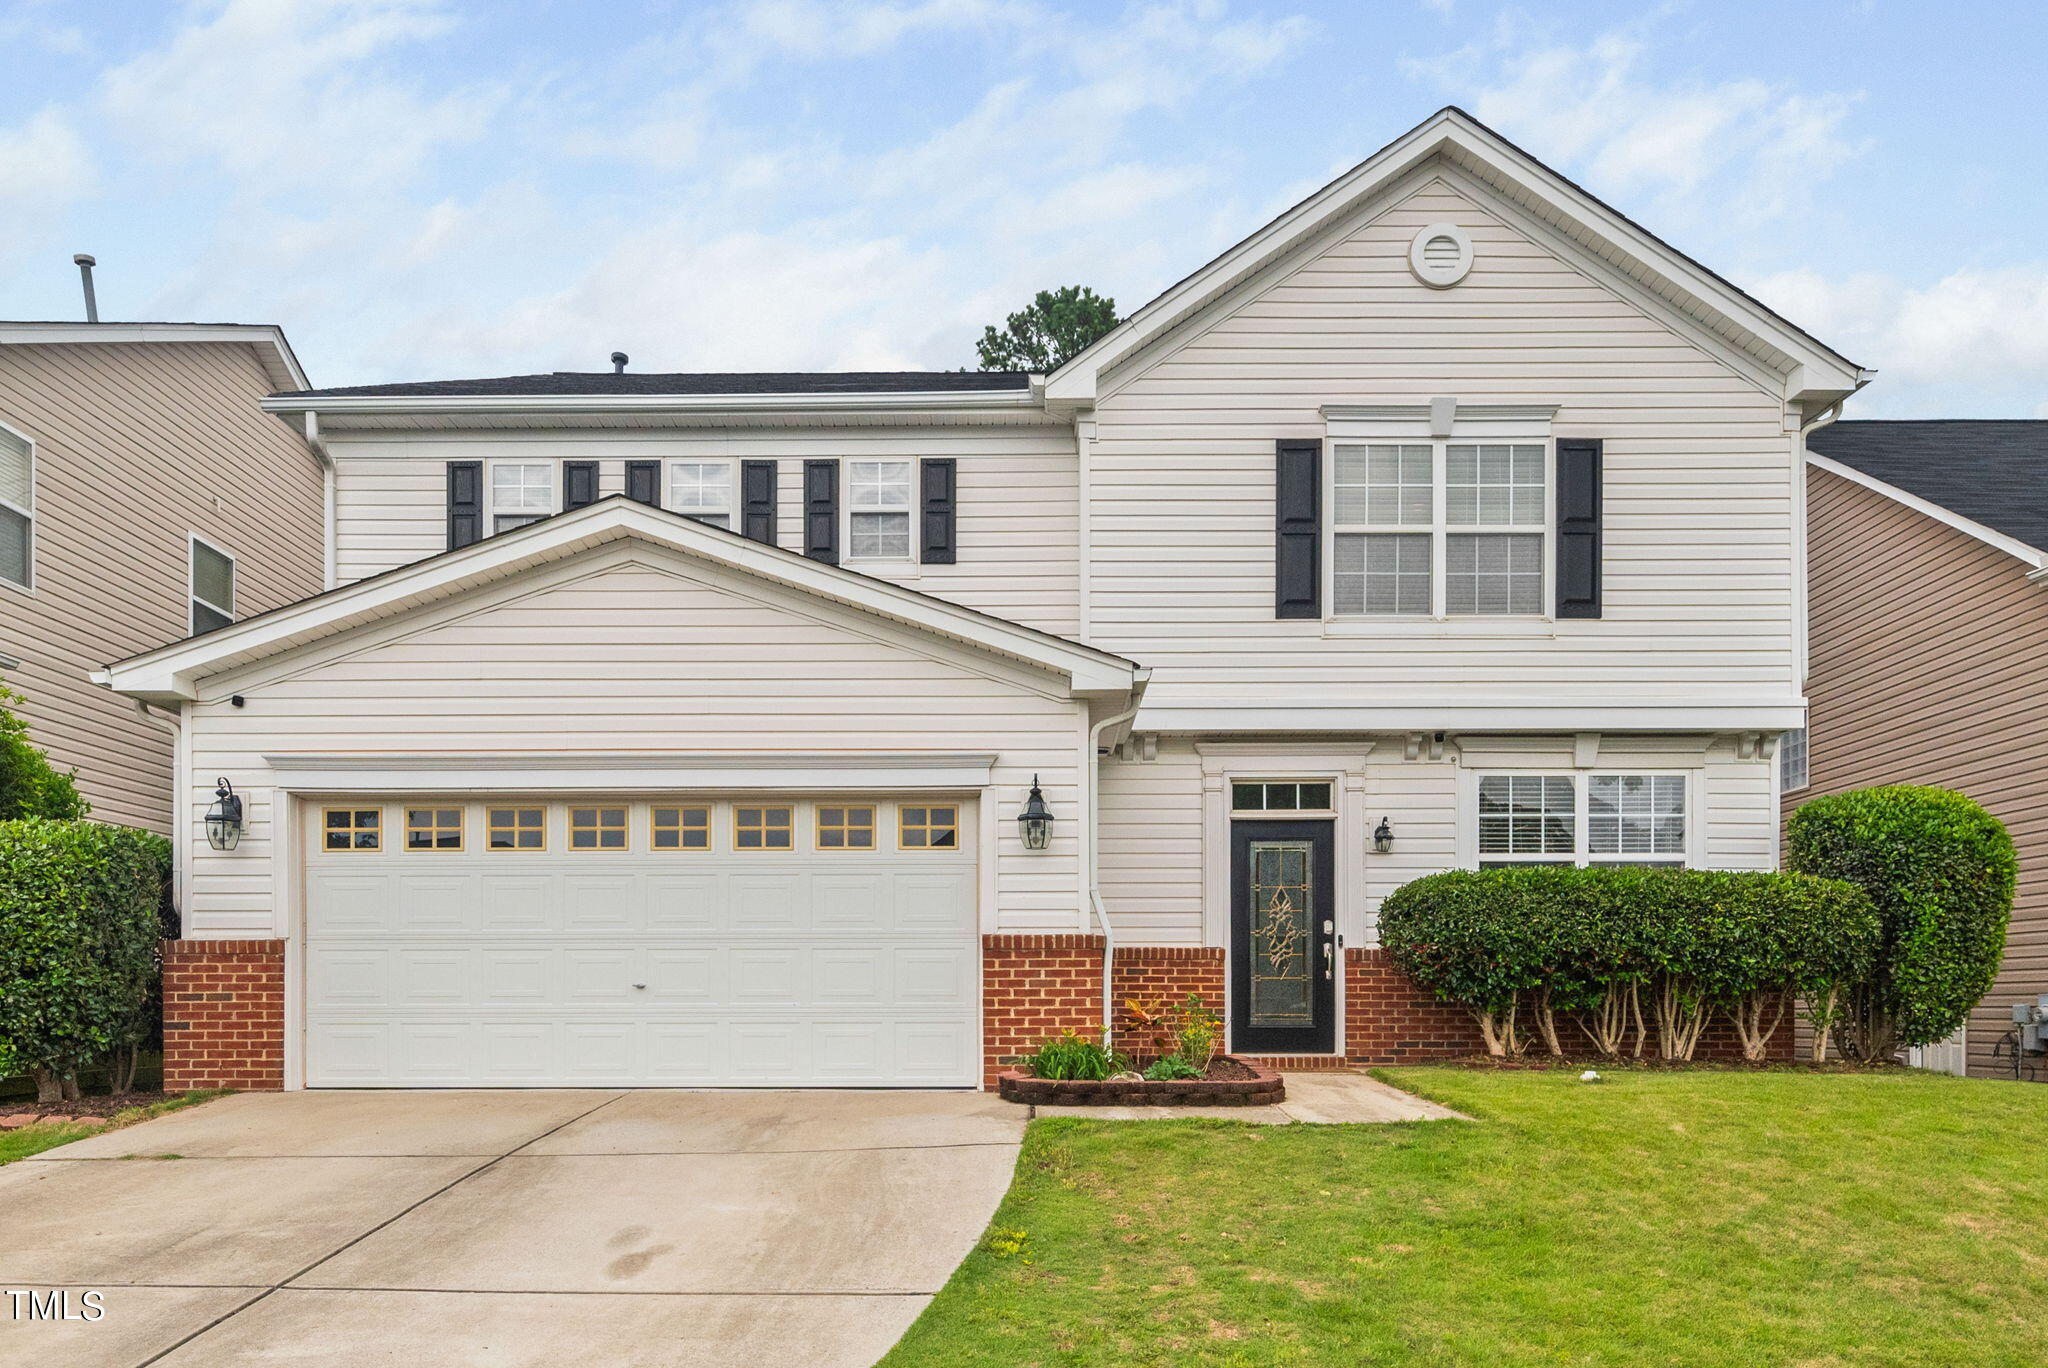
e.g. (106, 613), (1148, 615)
(631, 983), (647, 990)
(1322, 941), (1333, 980)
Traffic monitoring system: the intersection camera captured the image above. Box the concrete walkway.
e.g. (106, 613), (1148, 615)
(0, 1089), (1023, 1368)
(1032, 1068), (1467, 1123)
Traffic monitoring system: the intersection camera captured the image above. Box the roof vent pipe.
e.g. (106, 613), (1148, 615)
(610, 351), (628, 374)
(73, 254), (99, 323)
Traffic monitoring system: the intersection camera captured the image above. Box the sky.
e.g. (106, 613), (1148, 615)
(2, 0), (2046, 417)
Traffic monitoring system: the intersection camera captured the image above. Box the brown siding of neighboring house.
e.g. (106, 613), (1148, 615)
(1790, 464), (2048, 1080)
(0, 341), (326, 832)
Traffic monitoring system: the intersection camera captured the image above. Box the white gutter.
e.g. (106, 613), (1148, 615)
(260, 389), (1043, 417)
(301, 411), (337, 589)
(1085, 676), (1149, 1047)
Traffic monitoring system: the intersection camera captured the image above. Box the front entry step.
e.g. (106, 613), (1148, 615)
(1238, 1053), (1350, 1071)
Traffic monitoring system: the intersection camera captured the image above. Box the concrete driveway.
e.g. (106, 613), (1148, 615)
(0, 1089), (1023, 1367)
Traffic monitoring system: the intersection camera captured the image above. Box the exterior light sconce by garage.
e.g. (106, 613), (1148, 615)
(1018, 775), (1055, 851)
(205, 778), (244, 851)
(1372, 816), (1395, 854)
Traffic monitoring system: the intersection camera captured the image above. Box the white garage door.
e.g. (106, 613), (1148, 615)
(303, 796), (979, 1087)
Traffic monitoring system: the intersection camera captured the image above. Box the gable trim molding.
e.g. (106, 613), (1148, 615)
(1808, 453), (2048, 572)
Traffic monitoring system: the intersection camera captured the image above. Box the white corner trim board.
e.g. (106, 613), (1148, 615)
(1807, 453), (2048, 572)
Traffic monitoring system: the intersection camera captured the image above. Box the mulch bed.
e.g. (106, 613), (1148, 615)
(998, 1056), (1283, 1107)
(0, 1091), (171, 1129)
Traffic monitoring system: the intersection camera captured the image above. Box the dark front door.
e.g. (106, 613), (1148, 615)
(1230, 820), (1336, 1054)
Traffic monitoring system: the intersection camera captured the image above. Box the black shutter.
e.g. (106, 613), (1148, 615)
(1274, 439), (1321, 619)
(446, 461), (483, 550)
(741, 460), (777, 544)
(1555, 438), (1603, 619)
(920, 458), (957, 564)
(625, 460), (661, 507)
(563, 460), (599, 510)
(803, 459), (838, 563)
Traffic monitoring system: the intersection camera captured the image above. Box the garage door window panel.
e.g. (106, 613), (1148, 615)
(569, 806), (628, 850)
(899, 805), (959, 849)
(323, 808), (382, 852)
(487, 807), (546, 850)
(652, 805), (711, 850)
(405, 807), (464, 851)
(735, 805), (794, 850)
(816, 805), (875, 850)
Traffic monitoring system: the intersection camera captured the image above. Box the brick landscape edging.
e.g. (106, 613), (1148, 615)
(161, 938), (286, 1091)
(996, 1056), (1284, 1107)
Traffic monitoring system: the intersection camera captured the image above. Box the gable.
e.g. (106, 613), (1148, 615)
(189, 544), (1079, 708)
(1099, 170), (1786, 405)
(1047, 108), (1863, 415)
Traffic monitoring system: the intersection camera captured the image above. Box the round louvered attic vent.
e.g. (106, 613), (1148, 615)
(1408, 222), (1473, 288)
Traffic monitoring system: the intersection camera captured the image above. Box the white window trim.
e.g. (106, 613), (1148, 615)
(840, 457), (919, 569)
(0, 418), (34, 595)
(663, 457), (738, 530)
(485, 459), (558, 533)
(1324, 435), (1553, 621)
(188, 532), (236, 634)
(1456, 769), (1697, 868)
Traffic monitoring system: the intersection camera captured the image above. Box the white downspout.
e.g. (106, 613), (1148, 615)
(1085, 674), (1148, 1047)
(302, 410), (337, 589)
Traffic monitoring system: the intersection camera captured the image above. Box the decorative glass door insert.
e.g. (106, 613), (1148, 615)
(1248, 840), (1315, 1029)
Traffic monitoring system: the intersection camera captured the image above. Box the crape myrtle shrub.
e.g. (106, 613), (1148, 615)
(1789, 785), (2014, 1061)
(0, 819), (169, 1100)
(1378, 865), (1879, 1061)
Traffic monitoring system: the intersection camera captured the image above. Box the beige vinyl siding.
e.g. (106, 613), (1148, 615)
(330, 426), (1080, 635)
(1789, 465), (2048, 1080)
(0, 341), (324, 830)
(1094, 733), (1774, 947)
(178, 548), (1086, 939)
(1086, 177), (1797, 712)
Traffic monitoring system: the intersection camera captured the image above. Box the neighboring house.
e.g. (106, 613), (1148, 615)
(1790, 420), (2048, 1081)
(105, 108), (1869, 1093)
(0, 322), (327, 831)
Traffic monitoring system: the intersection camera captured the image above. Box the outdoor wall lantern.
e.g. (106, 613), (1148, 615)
(1018, 776), (1055, 851)
(205, 778), (244, 851)
(1372, 816), (1395, 854)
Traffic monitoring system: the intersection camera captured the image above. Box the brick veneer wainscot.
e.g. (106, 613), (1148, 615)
(981, 934), (1108, 1089)
(161, 939), (286, 1091)
(1111, 945), (1224, 1064)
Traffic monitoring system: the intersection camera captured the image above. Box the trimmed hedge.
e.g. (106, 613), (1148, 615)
(1379, 866), (1879, 1060)
(1788, 785), (2014, 1059)
(0, 819), (169, 1100)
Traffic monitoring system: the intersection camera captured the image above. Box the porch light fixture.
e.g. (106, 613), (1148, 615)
(1372, 816), (1395, 854)
(1018, 776), (1055, 851)
(204, 778), (244, 851)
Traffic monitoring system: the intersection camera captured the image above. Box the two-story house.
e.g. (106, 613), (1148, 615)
(105, 108), (1866, 1092)
(2, 320), (327, 832)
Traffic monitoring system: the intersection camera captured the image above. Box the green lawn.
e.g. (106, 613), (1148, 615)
(881, 1069), (2048, 1367)
(0, 1090), (225, 1165)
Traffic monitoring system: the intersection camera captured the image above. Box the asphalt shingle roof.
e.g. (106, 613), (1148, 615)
(1808, 420), (2048, 556)
(275, 370), (1031, 399)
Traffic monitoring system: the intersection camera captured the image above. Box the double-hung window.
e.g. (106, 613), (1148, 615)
(1331, 440), (1548, 617)
(0, 424), (32, 588)
(1474, 773), (1687, 867)
(846, 460), (913, 560)
(489, 462), (555, 533)
(189, 536), (235, 635)
(668, 460), (734, 529)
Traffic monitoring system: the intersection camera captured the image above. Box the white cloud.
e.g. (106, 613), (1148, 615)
(99, 0), (500, 192)
(0, 108), (95, 251)
(1750, 267), (2048, 417)
(1408, 25), (1863, 229)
